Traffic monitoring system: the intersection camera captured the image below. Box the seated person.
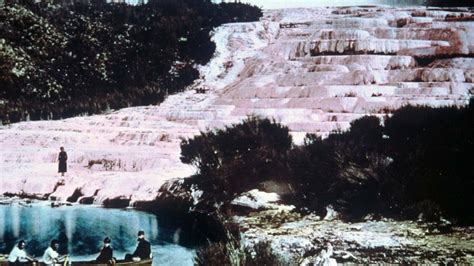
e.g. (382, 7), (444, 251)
(42, 240), (68, 266)
(8, 240), (36, 265)
(124, 231), (151, 261)
(96, 237), (114, 263)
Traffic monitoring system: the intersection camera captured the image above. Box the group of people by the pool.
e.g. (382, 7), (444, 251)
(7, 231), (151, 265)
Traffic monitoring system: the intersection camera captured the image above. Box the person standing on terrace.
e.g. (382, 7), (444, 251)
(58, 147), (68, 177)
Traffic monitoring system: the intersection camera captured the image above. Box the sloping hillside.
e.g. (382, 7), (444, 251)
(0, 1), (261, 123)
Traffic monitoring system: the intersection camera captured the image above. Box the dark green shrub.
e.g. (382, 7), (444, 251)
(384, 104), (473, 224)
(194, 220), (245, 266)
(289, 103), (473, 224)
(195, 219), (281, 266)
(180, 116), (292, 202)
(289, 116), (388, 219)
(195, 241), (241, 266)
(401, 200), (442, 222)
(288, 135), (339, 214)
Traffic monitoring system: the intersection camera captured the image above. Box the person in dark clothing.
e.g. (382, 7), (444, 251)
(96, 237), (114, 263)
(58, 147), (68, 176)
(124, 231), (151, 261)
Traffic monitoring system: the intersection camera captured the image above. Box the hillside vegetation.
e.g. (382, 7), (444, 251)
(181, 102), (474, 225)
(0, 0), (261, 123)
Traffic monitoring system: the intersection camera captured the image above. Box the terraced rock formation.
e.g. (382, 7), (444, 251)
(0, 6), (472, 204)
(219, 7), (473, 141)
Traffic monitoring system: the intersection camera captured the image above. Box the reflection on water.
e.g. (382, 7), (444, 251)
(0, 202), (195, 265)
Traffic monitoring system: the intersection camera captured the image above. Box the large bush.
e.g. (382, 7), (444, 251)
(383, 104), (473, 223)
(289, 116), (388, 217)
(0, 0), (262, 123)
(180, 117), (292, 202)
(290, 103), (473, 224)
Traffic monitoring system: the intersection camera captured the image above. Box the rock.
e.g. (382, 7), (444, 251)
(314, 243), (337, 266)
(407, 228), (425, 238)
(230, 189), (295, 214)
(323, 205), (340, 221)
(257, 180), (294, 195)
(151, 178), (194, 212)
(338, 250), (357, 261)
(363, 213), (375, 221)
(102, 196), (130, 208)
(78, 196), (94, 205)
(299, 257), (312, 266)
(50, 201), (72, 208)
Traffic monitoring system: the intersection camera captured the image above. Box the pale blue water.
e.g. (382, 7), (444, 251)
(0, 202), (195, 265)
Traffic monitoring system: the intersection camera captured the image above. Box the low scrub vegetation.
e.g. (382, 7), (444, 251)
(195, 220), (281, 266)
(181, 102), (473, 225)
